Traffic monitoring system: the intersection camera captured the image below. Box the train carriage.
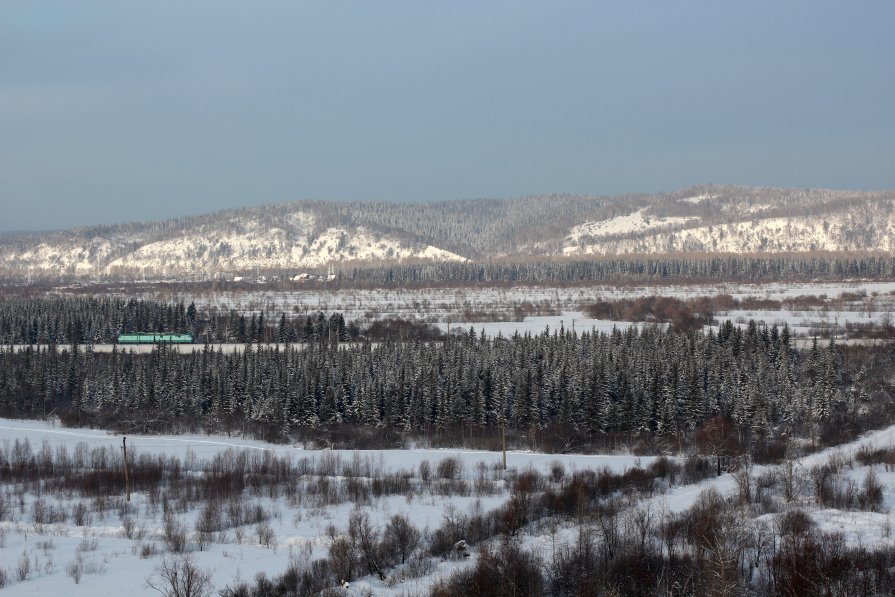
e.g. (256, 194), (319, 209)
(117, 333), (193, 344)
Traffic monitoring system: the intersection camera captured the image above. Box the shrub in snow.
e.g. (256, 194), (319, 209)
(66, 554), (84, 584)
(349, 509), (386, 581)
(16, 550), (31, 582)
(163, 510), (189, 553)
(861, 469), (884, 511)
(194, 501), (222, 551)
(72, 501), (92, 527)
(436, 457), (463, 481)
(256, 521), (276, 549)
(78, 537), (99, 552)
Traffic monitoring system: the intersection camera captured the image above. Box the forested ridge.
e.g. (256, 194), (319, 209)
(2, 185), (895, 280)
(5, 254), (895, 288)
(1, 320), (890, 456)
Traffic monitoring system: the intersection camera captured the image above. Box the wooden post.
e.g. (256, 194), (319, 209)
(122, 436), (131, 502)
(501, 422), (507, 471)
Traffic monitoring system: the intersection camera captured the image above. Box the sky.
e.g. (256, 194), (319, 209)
(1, 1), (893, 232)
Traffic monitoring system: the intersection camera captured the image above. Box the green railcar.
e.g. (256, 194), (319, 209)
(117, 333), (193, 344)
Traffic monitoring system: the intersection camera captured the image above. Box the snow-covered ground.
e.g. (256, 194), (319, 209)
(0, 419), (658, 475)
(125, 280), (895, 339)
(507, 423), (895, 590)
(679, 194), (717, 204)
(0, 418), (661, 596)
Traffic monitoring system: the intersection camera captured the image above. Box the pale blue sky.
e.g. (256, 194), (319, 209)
(2, 1), (893, 231)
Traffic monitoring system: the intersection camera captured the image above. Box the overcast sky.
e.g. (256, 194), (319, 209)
(1, 1), (893, 231)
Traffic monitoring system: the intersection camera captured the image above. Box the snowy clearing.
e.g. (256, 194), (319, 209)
(564, 208), (699, 254)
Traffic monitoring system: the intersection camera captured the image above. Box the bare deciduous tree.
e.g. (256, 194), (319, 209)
(328, 536), (357, 584)
(695, 416), (741, 477)
(349, 509), (386, 581)
(382, 513), (421, 565)
(146, 555), (213, 597)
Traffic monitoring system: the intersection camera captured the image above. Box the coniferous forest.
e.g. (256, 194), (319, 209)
(341, 254), (895, 287)
(0, 296), (360, 345)
(1, 315), (891, 458)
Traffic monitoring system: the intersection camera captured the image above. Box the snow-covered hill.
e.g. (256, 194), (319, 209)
(563, 202), (895, 255)
(1, 185), (893, 278)
(1, 210), (466, 277)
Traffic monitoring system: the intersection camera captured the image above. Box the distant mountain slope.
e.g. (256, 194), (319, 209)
(1, 185), (892, 277)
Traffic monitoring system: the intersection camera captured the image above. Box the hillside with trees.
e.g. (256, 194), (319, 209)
(1, 185), (894, 280)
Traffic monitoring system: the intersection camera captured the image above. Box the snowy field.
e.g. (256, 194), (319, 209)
(134, 281), (895, 321)
(3, 417), (895, 594)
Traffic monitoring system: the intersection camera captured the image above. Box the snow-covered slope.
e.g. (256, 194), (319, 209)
(0, 210), (466, 277)
(103, 223), (464, 274)
(563, 208), (699, 255)
(564, 205), (895, 255)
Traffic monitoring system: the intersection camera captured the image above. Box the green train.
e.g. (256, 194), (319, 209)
(117, 333), (193, 344)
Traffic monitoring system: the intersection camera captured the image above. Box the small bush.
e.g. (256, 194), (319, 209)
(163, 511), (189, 553)
(72, 501), (92, 527)
(548, 461), (565, 483)
(78, 537), (99, 552)
(778, 509), (815, 537)
(139, 542), (161, 559)
(437, 457), (464, 481)
(681, 454), (713, 484)
(256, 522), (276, 549)
(0, 494), (11, 521)
(16, 550), (31, 582)
(66, 554), (84, 584)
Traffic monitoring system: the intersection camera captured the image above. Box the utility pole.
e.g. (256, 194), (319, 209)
(501, 421), (507, 471)
(122, 436), (131, 502)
